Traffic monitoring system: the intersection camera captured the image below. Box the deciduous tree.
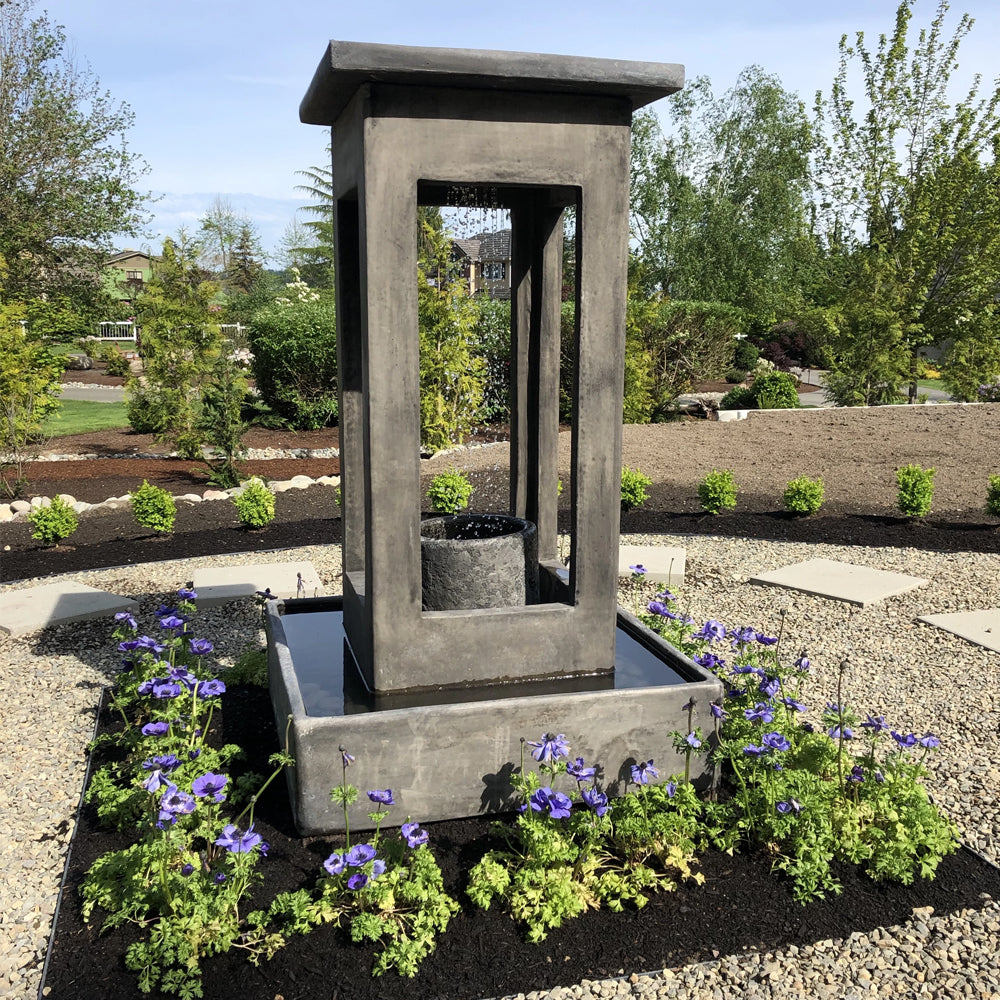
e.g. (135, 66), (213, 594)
(814, 0), (1000, 403)
(0, 0), (149, 301)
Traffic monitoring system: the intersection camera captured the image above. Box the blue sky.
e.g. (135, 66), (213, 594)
(35, 0), (1000, 261)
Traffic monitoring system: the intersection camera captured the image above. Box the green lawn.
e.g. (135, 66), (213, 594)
(41, 399), (130, 437)
(916, 378), (946, 391)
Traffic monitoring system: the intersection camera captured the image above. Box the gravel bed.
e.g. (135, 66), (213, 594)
(2, 535), (999, 999)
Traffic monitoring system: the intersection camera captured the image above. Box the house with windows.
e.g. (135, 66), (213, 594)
(450, 229), (512, 299)
(103, 249), (153, 306)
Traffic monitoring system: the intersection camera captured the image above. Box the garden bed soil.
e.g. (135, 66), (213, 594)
(5, 405), (1000, 582)
(42, 682), (1000, 1000)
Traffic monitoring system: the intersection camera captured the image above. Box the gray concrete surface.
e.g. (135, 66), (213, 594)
(748, 557), (928, 606)
(0, 582), (136, 636)
(191, 561), (323, 606)
(918, 608), (1000, 653)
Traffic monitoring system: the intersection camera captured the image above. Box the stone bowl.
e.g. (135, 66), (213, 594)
(420, 513), (539, 610)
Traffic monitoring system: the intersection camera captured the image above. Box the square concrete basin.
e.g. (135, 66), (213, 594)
(266, 596), (723, 835)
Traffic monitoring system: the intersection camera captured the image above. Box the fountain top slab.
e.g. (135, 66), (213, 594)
(300, 40), (684, 125)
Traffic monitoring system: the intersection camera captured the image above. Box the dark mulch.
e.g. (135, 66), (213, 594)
(42, 683), (1000, 1000)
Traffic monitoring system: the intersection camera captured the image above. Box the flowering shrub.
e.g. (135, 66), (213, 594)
(467, 732), (704, 942)
(261, 750), (458, 976)
(81, 589), (292, 997)
(638, 590), (957, 902)
(82, 593), (458, 991)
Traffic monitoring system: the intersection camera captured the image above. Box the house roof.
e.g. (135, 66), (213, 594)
(451, 238), (481, 260)
(474, 230), (511, 260)
(105, 249), (152, 266)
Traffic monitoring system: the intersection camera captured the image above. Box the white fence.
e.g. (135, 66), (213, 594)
(97, 321), (137, 341)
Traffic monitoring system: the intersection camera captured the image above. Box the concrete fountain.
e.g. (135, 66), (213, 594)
(266, 39), (723, 835)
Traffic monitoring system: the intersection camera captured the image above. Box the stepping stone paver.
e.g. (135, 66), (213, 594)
(0, 582), (137, 637)
(617, 545), (686, 586)
(748, 558), (927, 606)
(917, 608), (1000, 653)
(192, 561), (323, 607)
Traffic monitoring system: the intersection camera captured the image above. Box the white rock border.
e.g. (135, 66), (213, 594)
(0, 474), (341, 523)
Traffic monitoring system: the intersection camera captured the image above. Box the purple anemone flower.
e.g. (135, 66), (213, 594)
(656, 588), (678, 603)
(401, 822), (429, 848)
(828, 725), (854, 740)
(152, 681), (183, 699)
(630, 759), (659, 785)
(214, 872), (227, 884)
(214, 823), (262, 854)
(143, 754), (180, 772)
(177, 587), (197, 601)
(629, 564), (647, 575)
(758, 675), (781, 699)
(159, 615), (187, 632)
(847, 765), (865, 783)
(581, 786), (608, 817)
(566, 757), (597, 783)
(323, 852), (346, 876)
(743, 744), (767, 757)
(710, 702), (726, 720)
(782, 696), (807, 713)
(761, 732), (791, 752)
(861, 714), (887, 733)
(744, 703), (774, 725)
(141, 721), (170, 737)
(347, 873), (369, 890)
(197, 679), (226, 698)
(756, 632), (778, 646)
(192, 772), (229, 802)
(891, 731), (917, 749)
(647, 600), (678, 618)
(694, 620), (726, 642)
(526, 733), (570, 763)
(180, 863), (195, 876)
(776, 799), (802, 814)
(696, 652), (726, 671)
(143, 770), (171, 793)
(367, 788), (394, 806)
(189, 638), (214, 656)
(685, 732), (702, 749)
(528, 786), (572, 819)
(345, 843), (376, 867)
(115, 611), (138, 629)
(918, 733), (940, 749)
(794, 653), (810, 671)
(664, 781), (677, 798)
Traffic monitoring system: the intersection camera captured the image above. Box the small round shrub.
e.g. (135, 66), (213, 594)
(427, 468), (473, 514)
(620, 465), (652, 511)
(733, 339), (760, 372)
(725, 368), (747, 384)
(698, 469), (738, 514)
(783, 476), (825, 516)
(750, 370), (799, 409)
(130, 479), (176, 534)
(896, 464), (935, 518)
(98, 342), (131, 377)
(27, 496), (78, 546)
(987, 474), (1000, 518)
(719, 385), (756, 410)
(233, 477), (275, 529)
